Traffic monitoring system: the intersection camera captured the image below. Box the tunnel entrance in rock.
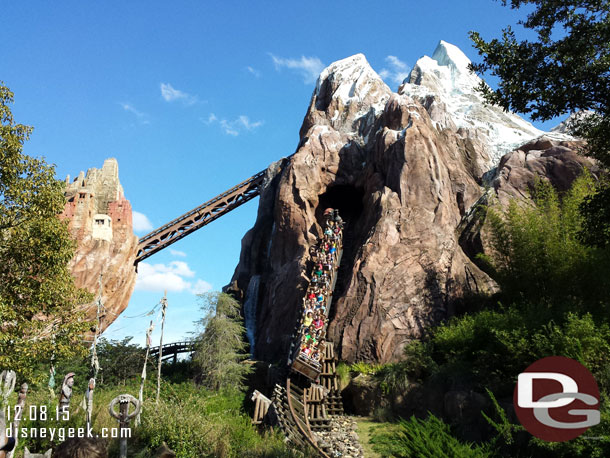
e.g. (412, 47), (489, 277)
(316, 185), (366, 348)
(316, 185), (364, 224)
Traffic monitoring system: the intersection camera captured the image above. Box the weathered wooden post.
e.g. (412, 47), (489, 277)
(48, 333), (56, 400)
(156, 292), (168, 405)
(7, 382), (28, 458)
(136, 320), (155, 427)
(81, 274), (102, 427)
(0, 371), (16, 455)
(58, 372), (75, 412)
(0, 370), (15, 409)
(108, 394), (141, 458)
(85, 378), (95, 431)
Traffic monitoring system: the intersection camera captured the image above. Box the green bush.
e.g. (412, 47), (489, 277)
(335, 362), (351, 389)
(413, 307), (610, 396)
(377, 363), (410, 395)
(478, 173), (610, 314)
(484, 389), (610, 458)
(134, 382), (293, 457)
(350, 361), (383, 375)
(370, 414), (491, 457)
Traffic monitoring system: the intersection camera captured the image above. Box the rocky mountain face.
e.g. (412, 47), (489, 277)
(459, 135), (596, 272)
(230, 41), (585, 365)
(60, 158), (138, 333)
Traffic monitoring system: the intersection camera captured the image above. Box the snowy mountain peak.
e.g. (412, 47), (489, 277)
(314, 53), (390, 108)
(305, 53), (391, 139)
(433, 40), (472, 74)
(400, 40), (546, 166)
(406, 40), (482, 98)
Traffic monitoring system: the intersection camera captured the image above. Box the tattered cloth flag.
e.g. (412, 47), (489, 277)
(48, 365), (56, 398)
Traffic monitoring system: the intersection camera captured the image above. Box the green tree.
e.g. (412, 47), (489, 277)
(0, 82), (91, 382)
(193, 292), (251, 391)
(469, 0), (610, 245)
(469, 0), (610, 160)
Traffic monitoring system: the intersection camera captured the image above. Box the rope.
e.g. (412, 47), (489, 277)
(136, 319), (155, 427)
(122, 302), (161, 319)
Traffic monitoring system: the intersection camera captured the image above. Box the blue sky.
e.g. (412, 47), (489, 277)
(1, 1), (552, 346)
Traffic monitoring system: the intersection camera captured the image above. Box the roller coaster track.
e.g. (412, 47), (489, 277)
(273, 381), (329, 456)
(275, 347), (343, 457)
(134, 153), (346, 455)
(264, 228), (345, 456)
(135, 169), (267, 264)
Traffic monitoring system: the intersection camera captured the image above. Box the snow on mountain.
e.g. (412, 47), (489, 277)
(314, 53), (390, 115)
(308, 53), (392, 142)
(398, 40), (565, 166)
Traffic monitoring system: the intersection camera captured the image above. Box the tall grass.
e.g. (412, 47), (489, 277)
(370, 414), (491, 458)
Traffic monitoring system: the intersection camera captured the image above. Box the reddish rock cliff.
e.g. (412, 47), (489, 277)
(60, 158), (138, 333)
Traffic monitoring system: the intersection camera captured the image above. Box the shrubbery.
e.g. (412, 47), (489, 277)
(478, 173), (610, 313)
(16, 377), (296, 457)
(421, 308), (610, 396)
(370, 415), (491, 458)
(134, 383), (293, 457)
(366, 174), (610, 456)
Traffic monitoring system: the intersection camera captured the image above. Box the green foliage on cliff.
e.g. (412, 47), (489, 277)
(430, 308), (610, 395)
(0, 82), (91, 382)
(478, 173), (610, 312)
(401, 175), (610, 393)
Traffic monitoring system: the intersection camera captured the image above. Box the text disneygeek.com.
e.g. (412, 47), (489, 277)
(5, 426), (131, 441)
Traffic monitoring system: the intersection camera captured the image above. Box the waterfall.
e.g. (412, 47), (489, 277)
(243, 275), (260, 358)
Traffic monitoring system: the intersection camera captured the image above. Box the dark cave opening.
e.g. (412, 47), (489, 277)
(316, 185), (365, 224)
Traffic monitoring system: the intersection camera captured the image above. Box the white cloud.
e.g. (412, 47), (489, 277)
(269, 54), (325, 84)
(166, 260), (195, 278)
(238, 115), (263, 130)
(160, 83), (197, 105)
(136, 261), (210, 294)
(202, 113), (263, 136)
(132, 211), (154, 232)
(378, 55), (411, 86)
(169, 249), (187, 257)
(135, 262), (192, 292)
(246, 66), (261, 78)
(200, 113), (217, 124)
(192, 279), (213, 295)
(119, 103), (149, 124)
(220, 119), (239, 136)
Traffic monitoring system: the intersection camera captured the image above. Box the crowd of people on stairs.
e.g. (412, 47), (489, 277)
(294, 208), (344, 368)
